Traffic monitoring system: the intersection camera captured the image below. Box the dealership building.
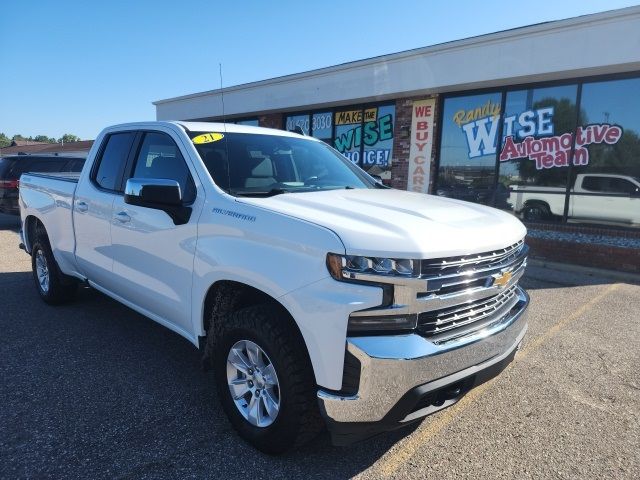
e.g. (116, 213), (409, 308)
(155, 7), (640, 272)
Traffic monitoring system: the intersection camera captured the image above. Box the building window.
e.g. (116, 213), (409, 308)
(568, 77), (640, 227)
(285, 114), (310, 135)
(334, 108), (364, 165)
(333, 104), (395, 179)
(311, 112), (332, 141)
(499, 84), (578, 221)
(437, 92), (502, 203)
(436, 74), (640, 229)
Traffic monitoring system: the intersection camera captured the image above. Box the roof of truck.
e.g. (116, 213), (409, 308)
(175, 121), (311, 139)
(105, 121), (313, 140)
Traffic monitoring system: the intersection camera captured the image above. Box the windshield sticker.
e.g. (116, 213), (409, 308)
(192, 132), (224, 144)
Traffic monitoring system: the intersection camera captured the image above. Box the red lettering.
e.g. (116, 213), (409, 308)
(416, 121), (429, 130)
(412, 175), (424, 186)
(605, 125), (622, 144)
(573, 147), (589, 165)
(413, 166), (425, 175)
(592, 124), (608, 143)
(415, 105), (432, 117)
(554, 150), (568, 167)
(500, 136), (518, 161)
(416, 143), (427, 151)
(414, 155), (426, 164)
(416, 131), (429, 141)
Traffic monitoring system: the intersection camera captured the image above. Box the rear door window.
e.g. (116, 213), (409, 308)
(93, 132), (136, 192)
(581, 176), (607, 192)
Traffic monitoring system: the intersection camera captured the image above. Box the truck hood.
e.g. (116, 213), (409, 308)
(238, 189), (526, 258)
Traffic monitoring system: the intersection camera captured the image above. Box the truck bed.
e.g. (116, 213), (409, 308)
(25, 171), (81, 183)
(19, 171), (79, 276)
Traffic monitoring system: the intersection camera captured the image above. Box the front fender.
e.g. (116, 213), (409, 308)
(190, 200), (382, 390)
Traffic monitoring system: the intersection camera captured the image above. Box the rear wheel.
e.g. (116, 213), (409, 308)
(31, 228), (77, 304)
(210, 304), (323, 454)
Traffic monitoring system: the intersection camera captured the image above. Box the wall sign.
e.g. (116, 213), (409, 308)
(407, 99), (435, 193)
(500, 123), (623, 169)
(455, 101), (624, 171)
(333, 105), (395, 176)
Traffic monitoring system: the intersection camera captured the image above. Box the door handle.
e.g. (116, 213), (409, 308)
(76, 201), (88, 213)
(114, 211), (131, 223)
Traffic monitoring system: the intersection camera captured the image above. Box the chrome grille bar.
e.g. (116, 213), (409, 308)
(420, 240), (525, 277)
(419, 286), (519, 335)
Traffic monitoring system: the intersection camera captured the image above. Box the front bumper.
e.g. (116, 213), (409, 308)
(318, 286), (529, 445)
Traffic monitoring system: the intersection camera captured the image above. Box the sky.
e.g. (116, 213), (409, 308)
(1, 0), (639, 141)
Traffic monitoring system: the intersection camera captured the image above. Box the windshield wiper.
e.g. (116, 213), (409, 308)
(230, 188), (289, 197)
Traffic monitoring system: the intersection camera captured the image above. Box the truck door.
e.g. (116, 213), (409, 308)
(74, 131), (137, 290)
(109, 130), (201, 337)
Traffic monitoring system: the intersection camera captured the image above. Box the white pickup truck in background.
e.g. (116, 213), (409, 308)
(19, 121), (529, 453)
(510, 173), (640, 225)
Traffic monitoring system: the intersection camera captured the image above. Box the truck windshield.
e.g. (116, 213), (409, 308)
(189, 131), (376, 196)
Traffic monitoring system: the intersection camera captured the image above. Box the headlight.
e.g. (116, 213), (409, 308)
(327, 253), (419, 334)
(326, 253), (416, 281)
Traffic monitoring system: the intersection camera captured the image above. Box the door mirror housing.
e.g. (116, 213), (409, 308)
(124, 178), (192, 225)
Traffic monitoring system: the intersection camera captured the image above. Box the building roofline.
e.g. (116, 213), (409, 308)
(153, 6), (640, 106)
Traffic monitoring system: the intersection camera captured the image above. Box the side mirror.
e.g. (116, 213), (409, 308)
(370, 174), (383, 183)
(632, 188), (640, 197)
(124, 178), (191, 225)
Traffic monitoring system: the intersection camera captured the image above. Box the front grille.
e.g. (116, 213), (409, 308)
(418, 285), (520, 343)
(420, 240), (525, 277)
(420, 240), (527, 296)
(346, 238), (528, 342)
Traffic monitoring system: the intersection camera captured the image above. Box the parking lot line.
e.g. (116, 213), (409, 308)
(374, 282), (621, 478)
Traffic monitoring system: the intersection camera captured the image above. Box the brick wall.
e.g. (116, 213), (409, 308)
(391, 95), (439, 191)
(526, 236), (640, 274)
(258, 113), (283, 130)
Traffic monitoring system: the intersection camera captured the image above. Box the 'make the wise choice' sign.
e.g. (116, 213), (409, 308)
(407, 99), (435, 193)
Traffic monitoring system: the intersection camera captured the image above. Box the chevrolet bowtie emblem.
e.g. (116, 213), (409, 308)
(493, 271), (512, 288)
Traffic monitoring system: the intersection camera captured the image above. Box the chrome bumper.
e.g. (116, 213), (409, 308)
(318, 287), (529, 442)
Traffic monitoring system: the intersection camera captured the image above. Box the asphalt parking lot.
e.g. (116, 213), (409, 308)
(1, 213), (638, 480)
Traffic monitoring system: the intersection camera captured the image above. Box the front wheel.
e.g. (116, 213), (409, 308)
(522, 203), (550, 222)
(211, 304), (323, 454)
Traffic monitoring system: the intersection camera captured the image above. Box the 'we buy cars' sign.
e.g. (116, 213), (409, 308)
(407, 99), (436, 193)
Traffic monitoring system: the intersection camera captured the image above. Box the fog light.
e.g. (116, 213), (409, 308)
(347, 314), (417, 333)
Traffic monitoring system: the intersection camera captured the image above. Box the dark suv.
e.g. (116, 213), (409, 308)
(0, 155), (85, 215)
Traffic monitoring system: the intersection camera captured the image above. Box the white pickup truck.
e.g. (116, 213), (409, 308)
(19, 121), (529, 453)
(510, 173), (640, 225)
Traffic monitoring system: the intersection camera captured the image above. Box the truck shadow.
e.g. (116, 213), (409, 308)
(0, 270), (414, 479)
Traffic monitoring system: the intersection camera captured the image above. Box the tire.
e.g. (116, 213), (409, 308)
(522, 203), (550, 222)
(210, 304), (323, 454)
(31, 227), (77, 305)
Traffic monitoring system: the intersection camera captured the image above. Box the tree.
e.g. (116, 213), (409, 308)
(33, 135), (57, 144)
(0, 133), (10, 148)
(58, 134), (81, 144)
